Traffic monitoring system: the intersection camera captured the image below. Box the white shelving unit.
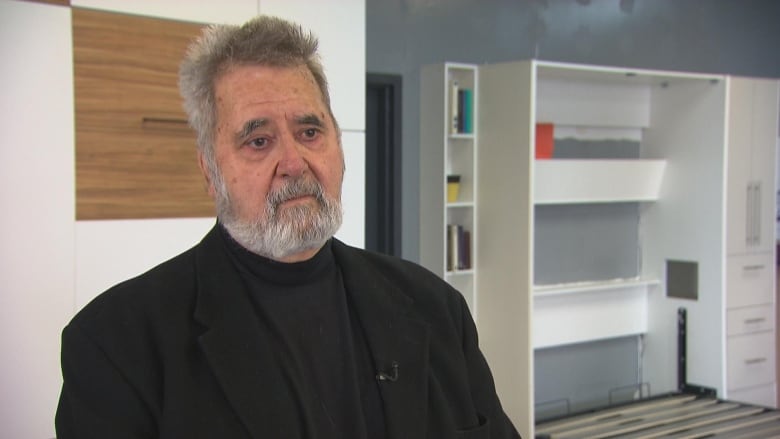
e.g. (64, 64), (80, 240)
(474, 59), (778, 438)
(420, 63), (479, 314)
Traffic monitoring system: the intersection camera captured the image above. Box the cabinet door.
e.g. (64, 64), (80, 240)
(749, 79), (779, 253)
(259, 0), (365, 131)
(727, 78), (755, 255)
(71, 0), (257, 24)
(727, 77), (779, 255)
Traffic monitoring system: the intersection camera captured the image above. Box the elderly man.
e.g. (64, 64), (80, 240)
(56, 15), (520, 439)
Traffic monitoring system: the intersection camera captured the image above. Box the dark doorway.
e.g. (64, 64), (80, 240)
(365, 74), (402, 257)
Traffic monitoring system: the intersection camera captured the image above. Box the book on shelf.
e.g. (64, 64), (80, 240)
(446, 224), (472, 271)
(462, 88), (473, 134)
(449, 81), (474, 135)
(536, 122), (554, 159)
(450, 80), (459, 135)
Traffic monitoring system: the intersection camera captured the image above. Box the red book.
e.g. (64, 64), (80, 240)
(535, 123), (554, 159)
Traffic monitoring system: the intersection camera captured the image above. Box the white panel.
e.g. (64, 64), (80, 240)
(533, 286), (648, 348)
(477, 60), (535, 437)
(75, 218), (215, 310)
(71, 0), (257, 24)
(640, 76), (728, 397)
(334, 131), (365, 249)
(534, 159), (666, 204)
(536, 78), (651, 128)
(0, 2), (74, 438)
(259, 0), (365, 131)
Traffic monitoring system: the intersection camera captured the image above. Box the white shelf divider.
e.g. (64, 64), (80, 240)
(534, 159), (666, 204)
(533, 278), (659, 348)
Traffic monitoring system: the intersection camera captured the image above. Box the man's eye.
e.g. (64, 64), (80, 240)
(302, 128), (319, 139)
(248, 137), (268, 149)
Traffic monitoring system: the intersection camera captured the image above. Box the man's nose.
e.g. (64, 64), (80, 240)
(276, 133), (307, 177)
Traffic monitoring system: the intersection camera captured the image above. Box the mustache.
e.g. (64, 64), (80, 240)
(267, 177), (325, 207)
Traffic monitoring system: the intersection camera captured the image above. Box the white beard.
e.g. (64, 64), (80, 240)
(213, 171), (343, 260)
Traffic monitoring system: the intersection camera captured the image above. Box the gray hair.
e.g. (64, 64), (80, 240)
(178, 15), (335, 177)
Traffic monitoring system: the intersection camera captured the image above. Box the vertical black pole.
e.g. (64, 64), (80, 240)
(677, 307), (687, 391)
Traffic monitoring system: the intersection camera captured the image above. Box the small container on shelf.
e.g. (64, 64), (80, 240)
(447, 175), (461, 203)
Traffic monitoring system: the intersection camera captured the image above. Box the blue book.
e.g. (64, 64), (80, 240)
(462, 88), (473, 134)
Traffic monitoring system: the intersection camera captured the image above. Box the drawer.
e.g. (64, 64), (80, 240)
(727, 383), (777, 408)
(727, 331), (776, 390)
(726, 253), (775, 308)
(727, 305), (776, 336)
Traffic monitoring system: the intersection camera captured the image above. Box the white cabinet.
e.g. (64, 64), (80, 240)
(420, 63), (479, 313)
(70, 0), (257, 24)
(726, 78), (779, 255)
(0, 2), (75, 438)
(723, 76), (779, 407)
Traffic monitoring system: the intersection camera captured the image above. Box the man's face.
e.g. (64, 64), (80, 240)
(202, 64), (344, 262)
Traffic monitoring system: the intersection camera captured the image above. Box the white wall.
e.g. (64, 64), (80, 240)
(0, 2), (75, 437)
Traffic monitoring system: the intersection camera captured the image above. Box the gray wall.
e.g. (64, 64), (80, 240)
(366, 0), (780, 263)
(366, 0), (780, 416)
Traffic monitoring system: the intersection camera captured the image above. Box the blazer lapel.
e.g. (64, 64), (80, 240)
(333, 240), (430, 439)
(192, 227), (304, 439)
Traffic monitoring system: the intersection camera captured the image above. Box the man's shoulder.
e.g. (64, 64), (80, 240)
(333, 240), (442, 283)
(71, 244), (200, 331)
(331, 240), (463, 307)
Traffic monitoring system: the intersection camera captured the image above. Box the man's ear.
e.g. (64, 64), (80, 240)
(197, 151), (217, 198)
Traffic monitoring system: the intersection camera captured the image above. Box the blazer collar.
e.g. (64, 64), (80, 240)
(193, 226), (430, 439)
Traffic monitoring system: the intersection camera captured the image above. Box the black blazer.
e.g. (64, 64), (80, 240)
(56, 225), (520, 438)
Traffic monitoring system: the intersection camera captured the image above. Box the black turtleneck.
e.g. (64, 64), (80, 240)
(218, 225), (385, 438)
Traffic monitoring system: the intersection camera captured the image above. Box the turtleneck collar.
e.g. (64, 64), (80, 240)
(217, 222), (335, 287)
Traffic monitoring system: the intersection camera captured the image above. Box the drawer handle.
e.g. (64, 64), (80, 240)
(742, 264), (765, 271)
(744, 357), (767, 365)
(744, 318), (766, 324)
(141, 117), (190, 129)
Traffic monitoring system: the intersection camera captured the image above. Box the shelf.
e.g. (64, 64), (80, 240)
(533, 278), (661, 297)
(420, 62), (478, 319)
(446, 268), (475, 277)
(533, 278), (659, 348)
(449, 133), (475, 141)
(447, 201), (475, 209)
(534, 159), (666, 204)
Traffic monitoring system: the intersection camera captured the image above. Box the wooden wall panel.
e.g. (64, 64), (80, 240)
(73, 8), (214, 219)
